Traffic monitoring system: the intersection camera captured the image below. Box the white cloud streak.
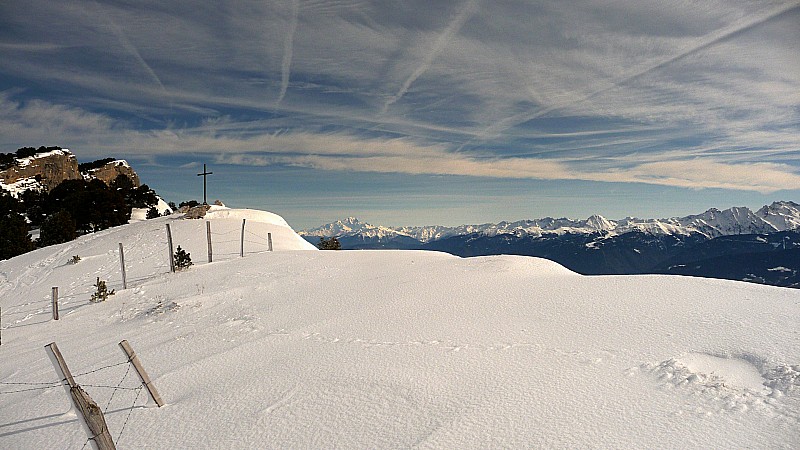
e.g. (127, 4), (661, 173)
(277, 0), (300, 106)
(93, 1), (169, 98)
(381, 0), (480, 114)
(1, 1), (799, 197)
(5, 93), (797, 193)
(460, 0), (800, 150)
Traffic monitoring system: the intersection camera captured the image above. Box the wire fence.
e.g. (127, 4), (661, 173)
(1, 353), (150, 447)
(0, 219), (279, 337)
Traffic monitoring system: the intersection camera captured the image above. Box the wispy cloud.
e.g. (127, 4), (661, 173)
(460, 0), (800, 150)
(381, 0), (480, 114)
(91, 1), (169, 98)
(2, 92), (799, 194)
(276, 0), (300, 106)
(1, 0), (798, 201)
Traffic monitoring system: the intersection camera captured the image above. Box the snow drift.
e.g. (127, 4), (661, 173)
(0, 209), (798, 449)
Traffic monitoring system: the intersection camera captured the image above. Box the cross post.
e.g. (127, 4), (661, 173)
(197, 163), (213, 205)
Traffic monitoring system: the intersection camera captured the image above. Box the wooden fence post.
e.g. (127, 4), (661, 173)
(268, 232), (273, 252)
(240, 219), (246, 257)
(119, 340), (164, 407)
(206, 221), (213, 263)
(45, 342), (116, 450)
(118, 243), (127, 290)
(166, 224), (175, 273)
(52, 287), (59, 320)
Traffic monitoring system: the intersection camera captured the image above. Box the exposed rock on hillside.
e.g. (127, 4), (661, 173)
(0, 149), (80, 192)
(0, 149), (141, 196)
(85, 160), (140, 187)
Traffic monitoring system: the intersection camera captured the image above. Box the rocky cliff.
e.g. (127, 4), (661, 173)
(0, 149), (80, 192)
(84, 160), (140, 187)
(0, 149), (140, 196)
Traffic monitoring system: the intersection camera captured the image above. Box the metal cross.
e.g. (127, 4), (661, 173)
(197, 163), (213, 205)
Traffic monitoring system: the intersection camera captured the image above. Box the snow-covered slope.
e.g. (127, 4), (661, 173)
(304, 202), (800, 242)
(1, 209), (798, 449)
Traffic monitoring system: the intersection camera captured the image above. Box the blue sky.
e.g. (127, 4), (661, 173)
(1, 0), (799, 229)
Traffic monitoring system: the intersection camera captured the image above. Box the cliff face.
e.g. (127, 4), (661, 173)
(0, 149), (141, 196)
(87, 161), (141, 187)
(0, 149), (81, 192)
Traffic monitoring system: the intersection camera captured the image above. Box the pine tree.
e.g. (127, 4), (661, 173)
(174, 245), (193, 270)
(90, 277), (115, 302)
(146, 206), (160, 219)
(0, 192), (34, 260)
(317, 236), (342, 250)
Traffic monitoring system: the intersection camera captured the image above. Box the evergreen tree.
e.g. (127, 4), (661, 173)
(318, 236), (342, 250)
(0, 191), (34, 260)
(45, 179), (130, 233)
(174, 245), (193, 270)
(146, 206), (160, 219)
(39, 210), (77, 246)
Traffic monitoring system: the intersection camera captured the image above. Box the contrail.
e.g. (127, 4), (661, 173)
(382, 0), (480, 114)
(460, 0), (800, 151)
(277, 0), (300, 106)
(94, 1), (168, 96)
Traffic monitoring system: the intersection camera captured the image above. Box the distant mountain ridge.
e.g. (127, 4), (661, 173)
(302, 201), (800, 242)
(301, 202), (800, 288)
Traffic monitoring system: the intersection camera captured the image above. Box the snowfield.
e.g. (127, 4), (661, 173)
(1, 209), (798, 449)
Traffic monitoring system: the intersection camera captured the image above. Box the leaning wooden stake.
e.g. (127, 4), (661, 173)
(118, 243), (127, 290)
(166, 224), (175, 273)
(119, 340), (164, 407)
(268, 232), (273, 252)
(240, 219), (246, 257)
(52, 287), (59, 320)
(46, 342), (116, 450)
(206, 221), (213, 263)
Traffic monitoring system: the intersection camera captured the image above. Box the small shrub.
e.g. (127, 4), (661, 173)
(146, 206), (160, 219)
(68, 255), (81, 264)
(90, 277), (115, 302)
(174, 245), (193, 270)
(317, 236), (342, 250)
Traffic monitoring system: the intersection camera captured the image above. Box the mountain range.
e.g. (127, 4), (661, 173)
(301, 202), (800, 288)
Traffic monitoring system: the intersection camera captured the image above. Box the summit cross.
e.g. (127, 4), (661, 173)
(197, 163), (213, 205)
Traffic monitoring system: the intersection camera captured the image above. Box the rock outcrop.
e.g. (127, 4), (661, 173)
(0, 149), (141, 196)
(85, 160), (140, 187)
(0, 149), (80, 192)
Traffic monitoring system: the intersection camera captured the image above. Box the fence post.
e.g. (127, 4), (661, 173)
(52, 287), (59, 320)
(45, 342), (117, 450)
(118, 340), (164, 407)
(240, 219), (246, 257)
(268, 232), (273, 252)
(166, 224), (175, 273)
(119, 243), (127, 290)
(206, 221), (213, 263)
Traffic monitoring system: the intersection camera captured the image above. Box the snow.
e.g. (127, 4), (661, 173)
(1, 208), (798, 449)
(306, 203), (800, 243)
(15, 149), (72, 168)
(0, 176), (43, 197)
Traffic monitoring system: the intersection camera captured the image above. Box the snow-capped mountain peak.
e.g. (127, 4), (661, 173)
(757, 201), (800, 230)
(584, 214), (616, 231)
(303, 217), (407, 240)
(302, 202), (800, 243)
